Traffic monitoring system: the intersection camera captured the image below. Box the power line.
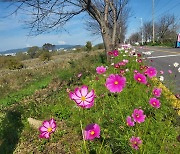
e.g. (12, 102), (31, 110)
(154, 1), (180, 20)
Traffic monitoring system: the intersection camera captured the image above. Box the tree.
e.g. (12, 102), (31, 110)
(42, 43), (56, 51)
(156, 14), (178, 44)
(85, 0), (130, 46)
(129, 32), (141, 44)
(6, 0), (130, 61)
(27, 46), (39, 58)
(85, 41), (92, 51)
(143, 21), (152, 43)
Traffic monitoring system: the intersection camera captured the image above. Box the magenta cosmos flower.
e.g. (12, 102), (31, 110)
(132, 109), (146, 123)
(146, 67), (157, 78)
(83, 123), (100, 140)
(134, 73), (147, 84)
(126, 116), (135, 127)
(105, 74), (126, 93)
(96, 66), (106, 74)
(149, 98), (161, 108)
(69, 85), (95, 108)
(153, 88), (162, 97)
(130, 136), (142, 150)
(39, 118), (56, 139)
(113, 50), (119, 56)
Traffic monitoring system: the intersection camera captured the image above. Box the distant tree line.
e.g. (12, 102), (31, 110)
(129, 14), (180, 47)
(0, 42), (104, 70)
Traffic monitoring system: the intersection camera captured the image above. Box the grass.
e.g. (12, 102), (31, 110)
(0, 49), (180, 153)
(0, 75), (52, 109)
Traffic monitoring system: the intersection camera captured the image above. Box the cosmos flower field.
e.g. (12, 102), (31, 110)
(38, 46), (180, 153)
(0, 46), (180, 153)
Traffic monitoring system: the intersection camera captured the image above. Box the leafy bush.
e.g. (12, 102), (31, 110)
(39, 51), (51, 61)
(0, 56), (24, 70)
(85, 41), (92, 51)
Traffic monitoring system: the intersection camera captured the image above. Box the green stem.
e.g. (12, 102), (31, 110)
(80, 119), (88, 154)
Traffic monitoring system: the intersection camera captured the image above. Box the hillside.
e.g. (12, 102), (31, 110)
(0, 44), (82, 55)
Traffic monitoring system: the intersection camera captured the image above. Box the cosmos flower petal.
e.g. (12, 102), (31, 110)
(86, 90), (95, 98)
(43, 121), (50, 128)
(80, 85), (88, 96)
(39, 126), (47, 132)
(44, 132), (50, 139)
(74, 88), (82, 97)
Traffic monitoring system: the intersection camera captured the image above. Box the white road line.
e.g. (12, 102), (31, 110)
(146, 54), (180, 59)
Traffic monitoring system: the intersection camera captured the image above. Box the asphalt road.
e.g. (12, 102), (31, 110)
(135, 46), (180, 94)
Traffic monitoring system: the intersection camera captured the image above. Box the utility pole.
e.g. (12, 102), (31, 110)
(135, 17), (143, 45)
(152, 0), (155, 43)
(140, 18), (143, 45)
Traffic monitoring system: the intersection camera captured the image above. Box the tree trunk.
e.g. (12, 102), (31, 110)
(101, 26), (112, 62)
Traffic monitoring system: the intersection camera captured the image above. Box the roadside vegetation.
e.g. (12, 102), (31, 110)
(0, 46), (180, 153)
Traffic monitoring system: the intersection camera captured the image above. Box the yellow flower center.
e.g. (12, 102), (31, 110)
(90, 130), (95, 135)
(133, 141), (137, 145)
(81, 96), (86, 101)
(137, 78), (141, 81)
(114, 81), (118, 85)
(47, 127), (52, 132)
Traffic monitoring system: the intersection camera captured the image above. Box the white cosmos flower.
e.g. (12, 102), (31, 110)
(111, 63), (114, 66)
(159, 76), (164, 81)
(173, 62), (179, 67)
(178, 67), (180, 73)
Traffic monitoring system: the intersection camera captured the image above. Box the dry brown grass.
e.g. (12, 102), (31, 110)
(0, 50), (103, 98)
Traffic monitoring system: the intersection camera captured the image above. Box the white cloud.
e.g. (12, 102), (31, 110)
(58, 40), (66, 45)
(26, 44), (31, 47)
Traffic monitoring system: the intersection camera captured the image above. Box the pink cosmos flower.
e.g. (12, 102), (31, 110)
(146, 67), (157, 78)
(118, 61), (126, 66)
(153, 88), (162, 97)
(132, 109), (146, 123)
(96, 66), (106, 74)
(137, 53), (141, 57)
(113, 50), (119, 56)
(149, 98), (161, 108)
(83, 123), (100, 140)
(168, 70), (172, 74)
(105, 74), (126, 93)
(134, 70), (138, 74)
(134, 73), (147, 84)
(137, 59), (142, 63)
(120, 69), (125, 75)
(123, 59), (129, 63)
(144, 66), (148, 70)
(114, 63), (120, 68)
(126, 116), (135, 127)
(160, 70), (164, 74)
(108, 51), (113, 56)
(130, 136), (142, 150)
(69, 85), (95, 108)
(140, 65), (144, 70)
(39, 118), (56, 139)
(77, 73), (82, 78)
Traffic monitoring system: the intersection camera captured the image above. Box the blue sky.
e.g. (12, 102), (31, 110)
(0, 0), (180, 51)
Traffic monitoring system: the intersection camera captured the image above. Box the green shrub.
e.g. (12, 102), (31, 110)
(0, 56), (24, 70)
(39, 51), (51, 61)
(85, 41), (92, 51)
